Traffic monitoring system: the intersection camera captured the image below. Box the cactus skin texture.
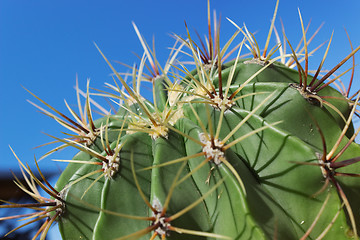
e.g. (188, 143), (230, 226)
(3, 1), (360, 239)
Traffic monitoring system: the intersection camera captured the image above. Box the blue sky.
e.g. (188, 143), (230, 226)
(1, 0), (360, 237)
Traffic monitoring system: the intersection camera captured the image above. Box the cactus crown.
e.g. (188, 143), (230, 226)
(2, 0), (360, 239)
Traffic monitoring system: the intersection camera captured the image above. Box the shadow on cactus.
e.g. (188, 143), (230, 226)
(2, 0), (360, 239)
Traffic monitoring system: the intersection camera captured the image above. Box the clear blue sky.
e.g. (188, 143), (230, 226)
(1, 0), (360, 183)
(1, 0), (360, 239)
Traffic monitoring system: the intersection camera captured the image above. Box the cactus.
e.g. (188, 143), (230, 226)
(2, 0), (360, 239)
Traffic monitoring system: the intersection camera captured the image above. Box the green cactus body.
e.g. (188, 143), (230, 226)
(53, 53), (360, 239)
(3, 1), (360, 240)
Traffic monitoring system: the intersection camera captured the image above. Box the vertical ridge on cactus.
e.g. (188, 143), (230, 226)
(3, 0), (360, 239)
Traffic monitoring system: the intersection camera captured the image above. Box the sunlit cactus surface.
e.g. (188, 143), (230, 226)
(3, 1), (360, 239)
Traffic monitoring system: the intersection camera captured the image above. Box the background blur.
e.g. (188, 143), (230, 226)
(1, 0), (360, 239)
